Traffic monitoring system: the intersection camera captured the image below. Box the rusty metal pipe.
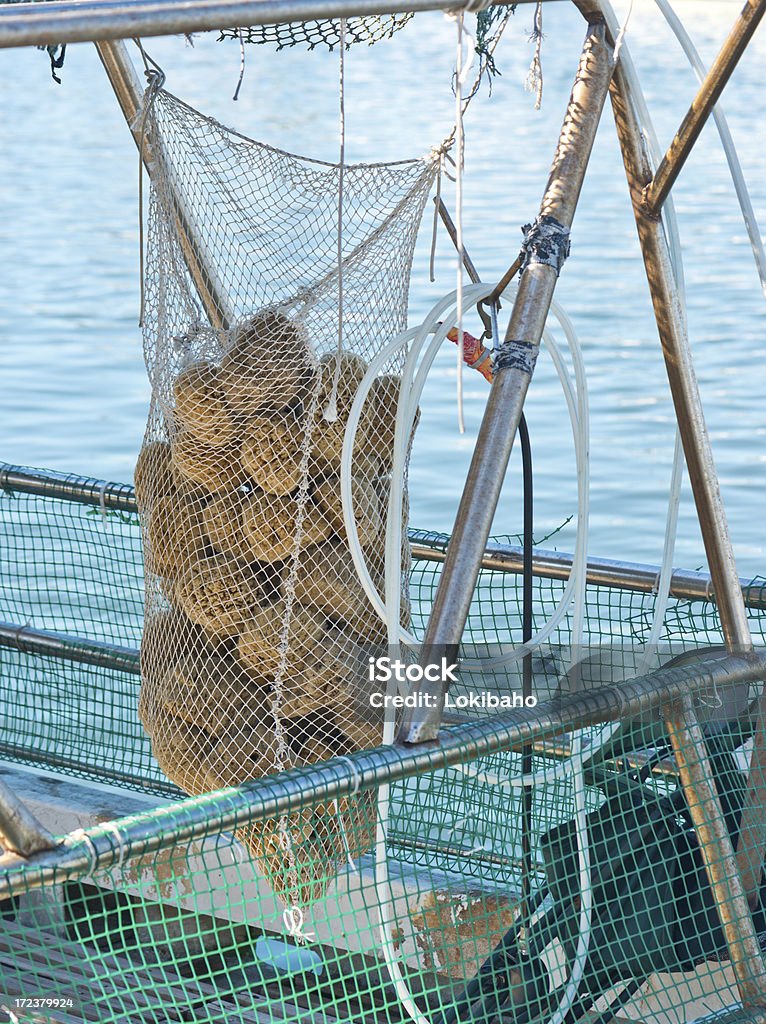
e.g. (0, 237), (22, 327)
(606, 50), (752, 661)
(644, 0), (766, 216)
(601, 22), (765, 1000)
(606, 39), (766, 911)
(95, 39), (230, 330)
(665, 696), (766, 1003)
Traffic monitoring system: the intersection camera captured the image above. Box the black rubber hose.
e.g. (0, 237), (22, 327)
(520, 412), (534, 928)
(442, 412), (541, 1024)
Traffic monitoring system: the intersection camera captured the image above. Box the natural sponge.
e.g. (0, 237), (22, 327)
(202, 489), (255, 563)
(176, 554), (266, 639)
(309, 351), (369, 472)
(241, 415), (306, 496)
(144, 492), (208, 578)
(173, 361), (237, 448)
(203, 721), (288, 790)
(237, 600), (327, 681)
(241, 490), (331, 563)
(157, 650), (262, 737)
(134, 440), (177, 510)
(221, 311), (314, 415)
(171, 429), (247, 495)
(360, 373), (408, 469)
(293, 540), (383, 641)
(151, 717), (213, 797)
(313, 475), (382, 548)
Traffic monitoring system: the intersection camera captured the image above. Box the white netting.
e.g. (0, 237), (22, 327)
(135, 87), (438, 905)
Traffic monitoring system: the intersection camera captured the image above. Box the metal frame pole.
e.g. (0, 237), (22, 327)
(598, 9), (766, 999)
(398, 20), (614, 743)
(0, 0), (559, 50)
(0, 621), (140, 674)
(605, 32), (766, 908)
(665, 697), (766, 1002)
(643, 0), (766, 217)
(95, 39), (230, 330)
(603, 37), (752, 655)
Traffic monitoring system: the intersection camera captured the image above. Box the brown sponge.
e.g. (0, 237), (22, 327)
(171, 429), (247, 495)
(360, 373), (405, 470)
(157, 650), (263, 738)
(312, 475), (382, 548)
(134, 440), (177, 510)
(202, 490), (255, 563)
(203, 721), (288, 789)
(221, 311), (314, 416)
(176, 554), (267, 639)
(144, 492), (208, 578)
(151, 717), (213, 796)
(309, 351), (369, 473)
(241, 415), (306, 496)
(241, 490), (331, 563)
(173, 361), (237, 448)
(237, 600), (327, 681)
(293, 540), (383, 642)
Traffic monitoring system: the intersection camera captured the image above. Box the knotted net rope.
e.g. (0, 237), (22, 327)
(135, 86), (439, 905)
(218, 14), (414, 50)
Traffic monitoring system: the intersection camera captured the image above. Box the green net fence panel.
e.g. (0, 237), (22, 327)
(2, 707), (765, 1024)
(2, 464), (766, 796)
(3, 464), (766, 1023)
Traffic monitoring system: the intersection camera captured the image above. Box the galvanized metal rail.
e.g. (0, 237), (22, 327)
(5, 461), (766, 607)
(0, 620), (140, 674)
(0, 0), (561, 49)
(5, 460), (766, 606)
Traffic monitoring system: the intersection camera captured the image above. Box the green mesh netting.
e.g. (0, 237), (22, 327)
(2, 464), (766, 1023)
(214, 4), (512, 55)
(1, 709), (764, 1024)
(2, 464), (766, 794)
(217, 14), (414, 50)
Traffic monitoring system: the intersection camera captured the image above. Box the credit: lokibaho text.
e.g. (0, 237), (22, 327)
(368, 691), (538, 709)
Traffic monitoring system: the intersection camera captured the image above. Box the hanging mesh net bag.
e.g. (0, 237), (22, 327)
(135, 84), (439, 905)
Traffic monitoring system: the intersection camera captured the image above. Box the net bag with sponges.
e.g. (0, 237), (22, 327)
(135, 86), (438, 905)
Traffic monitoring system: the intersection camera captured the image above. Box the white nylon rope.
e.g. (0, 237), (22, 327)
(324, 17), (348, 424)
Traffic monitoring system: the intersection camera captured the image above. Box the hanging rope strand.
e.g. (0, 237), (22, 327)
(435, 3), (510, 429)
(325, 18), (347, 422)
(133, 42), (166, 327)
(455, 12), (467, 433)
(526, 1), (544, 110)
